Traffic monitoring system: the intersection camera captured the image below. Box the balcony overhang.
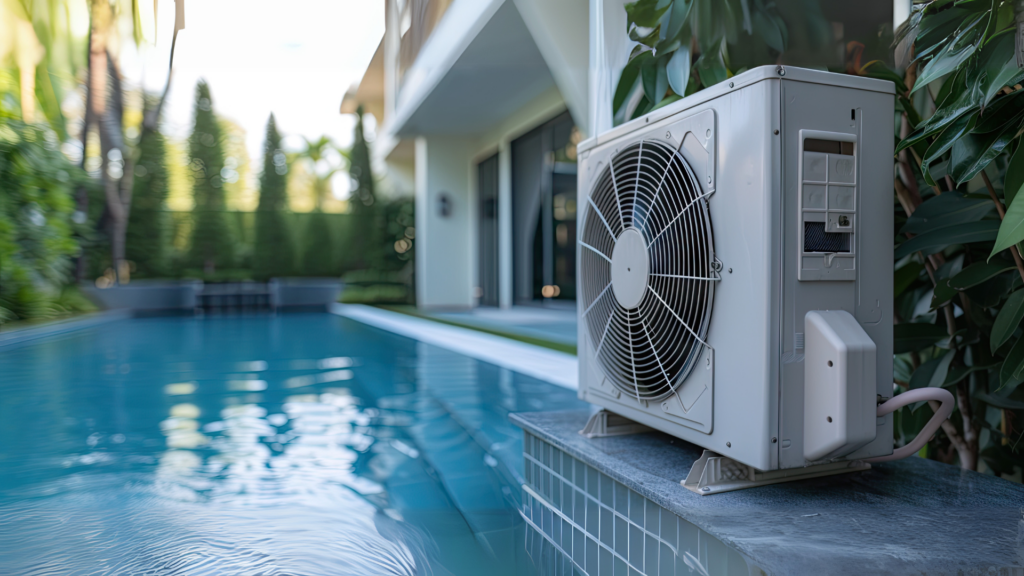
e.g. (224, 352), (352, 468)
(387, 0), (558, 137)
(341, 38), (385, 122)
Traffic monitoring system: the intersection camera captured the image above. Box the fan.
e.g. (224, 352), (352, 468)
(579, 139), (716, 402)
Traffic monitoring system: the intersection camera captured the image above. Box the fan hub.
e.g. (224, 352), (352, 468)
(610, 228), (649, 309)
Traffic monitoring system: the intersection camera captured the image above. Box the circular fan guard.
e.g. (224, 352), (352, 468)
(580, 140), (715, 401)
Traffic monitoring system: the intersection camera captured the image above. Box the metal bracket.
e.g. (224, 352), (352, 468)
(579, 409), (652, 439)
(682, 450), (870, 495)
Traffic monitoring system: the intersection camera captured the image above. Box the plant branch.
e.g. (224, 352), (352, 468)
(981, 171), (1024, 285)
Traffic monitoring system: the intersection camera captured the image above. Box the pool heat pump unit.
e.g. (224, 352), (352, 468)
(576, 66), (904, 493)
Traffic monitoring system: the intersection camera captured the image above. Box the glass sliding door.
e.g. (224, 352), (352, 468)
(512, 111), (580, 304)
(477, 154), (500, 307)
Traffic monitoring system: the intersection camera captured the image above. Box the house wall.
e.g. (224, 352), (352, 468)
(415, 136), (475, 309)
(412, 86), (570, 311)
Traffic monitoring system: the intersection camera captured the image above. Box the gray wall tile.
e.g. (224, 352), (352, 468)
(599, 506), (613, 548)
(628, 490), (645, 526)
(614, 556), (628, 576)
(628, 524), (644, 571)
(660, 510), (677, 549)
(614, 515), (628, 559)
(586, 499), (599, 535)
(645, 500), (660, 536)
(658, 542), (674, 576)
(586, 536), (599, 573)
(600, 473), (613, 507)
(599, 546), (613, 576)
(644, 535), (658, 574)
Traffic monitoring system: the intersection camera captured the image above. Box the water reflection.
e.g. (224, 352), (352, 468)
(0, 315), (471, 575)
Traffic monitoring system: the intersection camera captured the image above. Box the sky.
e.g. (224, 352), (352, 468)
(122, 0), (384, 197)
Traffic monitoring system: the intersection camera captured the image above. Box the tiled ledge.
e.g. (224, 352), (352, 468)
(0, 310), (131, 350)
(511, 409), (1024, 576)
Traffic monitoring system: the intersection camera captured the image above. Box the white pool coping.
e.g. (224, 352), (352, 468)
(330, 304), (578, 390)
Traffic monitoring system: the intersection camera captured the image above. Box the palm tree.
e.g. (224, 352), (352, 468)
(294, 135), (344, 276)
(2, 0), (184, 284)
(295, 135), (344, 210)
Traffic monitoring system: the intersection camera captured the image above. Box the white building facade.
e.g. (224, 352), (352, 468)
(343, 0), (902, 310)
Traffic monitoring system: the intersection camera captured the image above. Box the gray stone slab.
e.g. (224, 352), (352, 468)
(511, 409), (1024, 575)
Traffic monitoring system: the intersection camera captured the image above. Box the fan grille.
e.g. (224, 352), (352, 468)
(581, 140), (715, 401)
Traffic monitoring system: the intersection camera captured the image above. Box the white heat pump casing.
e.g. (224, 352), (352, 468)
(576, 66), (894, 472)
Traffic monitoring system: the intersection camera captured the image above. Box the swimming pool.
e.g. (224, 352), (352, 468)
(0, 313), (587, 575)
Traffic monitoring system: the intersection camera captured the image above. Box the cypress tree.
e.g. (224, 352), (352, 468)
(347, 105), (380, 270)
(126, 106), (170, 278)
(187, 80), (233, 275)
(253, 114), (295, 279)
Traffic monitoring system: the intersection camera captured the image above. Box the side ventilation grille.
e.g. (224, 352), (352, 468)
(803, 222), (850, 253)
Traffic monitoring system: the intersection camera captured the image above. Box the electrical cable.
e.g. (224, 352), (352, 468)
(864, 387), (955, 463)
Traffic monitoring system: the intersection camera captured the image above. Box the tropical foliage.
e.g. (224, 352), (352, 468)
(613, 0), (836, 125)
(887, 0), (1023, 476)
(0, 118), (95, 322)
(294, 135), (344, 277)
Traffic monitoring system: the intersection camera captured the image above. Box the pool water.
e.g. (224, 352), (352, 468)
(0, 313), (587, 575)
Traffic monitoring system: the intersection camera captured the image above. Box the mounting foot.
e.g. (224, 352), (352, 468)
(682, 450), (870, 495)
(579, 409), (652, 438)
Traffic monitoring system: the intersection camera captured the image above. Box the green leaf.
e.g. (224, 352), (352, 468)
(912, 13), (986, 93)
(895, 88), (978, 154)
(666, 44), (691, 96)
(641, 54), (669, 105)
(613, 52), (651, 124)
(991, 288), (1024, 352)
(999, 335), (1024, 385)
(693, 0), (725, 53)
(916, 6), (983, 55)
(752, 8), (785, 52)
(920, 112), (977, 186)
(899, 192), (993, 235)
(964, 271), (1015, 308)
(1004, 144), (1024, 207)
(695, 49), (728, 88)
(650, 94), (682, 112)
(626, 0), (670, 28)
(895, 220), (1000, 259)
(895, 261), (923, 297)
(909, 350), (955, 390)
(661, 0), (692, 41)
(949, 121), (1018, 185)
(944, 361), (999, 387)
(975, 29), (1024, 106)
(630, 24), (662, 47)
(931, 277), (960, 309)
(975, 391), (1024, 409)
(972, 91), (1024, 133)
(894, 322), (950, 354)
(948, 262), (1015, 290)
(629, 95), (653, 121)
(990, 189), (1024, 260)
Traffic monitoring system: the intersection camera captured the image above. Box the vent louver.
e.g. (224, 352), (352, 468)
(580, 140), (715, 401)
